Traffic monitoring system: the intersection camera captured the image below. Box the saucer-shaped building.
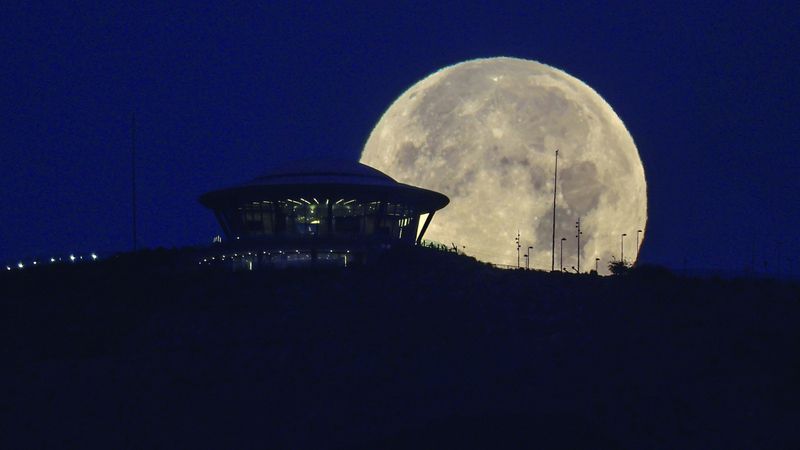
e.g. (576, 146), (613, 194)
(199, 160), (449, 268)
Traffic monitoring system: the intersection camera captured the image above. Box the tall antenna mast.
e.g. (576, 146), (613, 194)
(551, 149), (558, 271)
(131, 113), (138, 252)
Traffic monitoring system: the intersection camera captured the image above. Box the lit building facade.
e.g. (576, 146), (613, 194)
(199, 160), (449, 268)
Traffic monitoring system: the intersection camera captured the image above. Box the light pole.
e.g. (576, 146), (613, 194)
(560, 237), (566, 271)
(575, 217), (582, 273)
(595, 257), (600, 273)
(131, 113), (138, 252)
(636, 229), (642, 263)
(551, 149), (559, 271)
(524, 253), (529, 270)
(621, 233), (627, 263)
(515, 231), (521, 269)
(527, 246), (533, 270)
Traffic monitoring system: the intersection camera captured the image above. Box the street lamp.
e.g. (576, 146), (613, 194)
(575, 217), (583, 273)
(595, 257), (600, 273)
(560, 237), (567, 271)
(524, 253), (529, 270)
(621, 233), (627, 263)
(636, 229), (642, 263)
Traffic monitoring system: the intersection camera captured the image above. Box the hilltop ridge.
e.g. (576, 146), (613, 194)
(2, 247), (799, 449)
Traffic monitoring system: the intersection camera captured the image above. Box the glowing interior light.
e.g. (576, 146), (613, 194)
(312, 198), (319, 204)
(325, 199), (330, 205)
(91, 253), (98, 260)
(335, 198), (344, 204)
(5, 266), (10, 271)
(69, 255), (76, 262)
(17, 262), (24, 269)
(50, 258), (55, 263)
(300, 198), (311, 204)
(33, 261), (37, 265)
(343, 199), (355, 205)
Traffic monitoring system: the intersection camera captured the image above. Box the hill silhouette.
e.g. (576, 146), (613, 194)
(2, 247), (799, 449)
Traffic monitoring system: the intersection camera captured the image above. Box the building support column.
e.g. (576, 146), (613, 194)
(215, 211), (232, 239)
(416, 212), (436, 245)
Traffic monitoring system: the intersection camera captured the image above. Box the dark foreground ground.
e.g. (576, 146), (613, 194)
(1, 247), (799, 449)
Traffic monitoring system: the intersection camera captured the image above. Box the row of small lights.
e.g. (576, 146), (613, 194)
(245, 198), (358, 206)
(198, 249), (350, 264)
(5, 253), (99, 271)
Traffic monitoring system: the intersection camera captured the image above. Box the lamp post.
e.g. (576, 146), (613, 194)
(636, 229), (642, 263)
(527, 246), (533, 270)
(551, 149), (558, 271)
(524, 253), (529, 270)
(131, 113), (138, 252)
(595, 257), (600, 273)
(621, 233), (627, 263)
(575, 217), (582, 273)
(560, 237), (566, 271)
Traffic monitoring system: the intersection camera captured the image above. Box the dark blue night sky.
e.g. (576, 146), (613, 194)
(1, 2), (798, 276)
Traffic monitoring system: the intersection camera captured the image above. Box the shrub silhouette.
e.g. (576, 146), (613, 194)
(608, 258), (631, 275)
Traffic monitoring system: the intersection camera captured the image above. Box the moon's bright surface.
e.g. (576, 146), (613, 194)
(361, 57), (646, 273)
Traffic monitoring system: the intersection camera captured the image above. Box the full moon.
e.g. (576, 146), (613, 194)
(361, 57), (646, 273)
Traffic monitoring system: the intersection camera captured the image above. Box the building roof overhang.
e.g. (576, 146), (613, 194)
(199, 160), (449, 213)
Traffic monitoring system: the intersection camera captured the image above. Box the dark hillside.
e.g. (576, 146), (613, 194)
(2, 248), (799, 449)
